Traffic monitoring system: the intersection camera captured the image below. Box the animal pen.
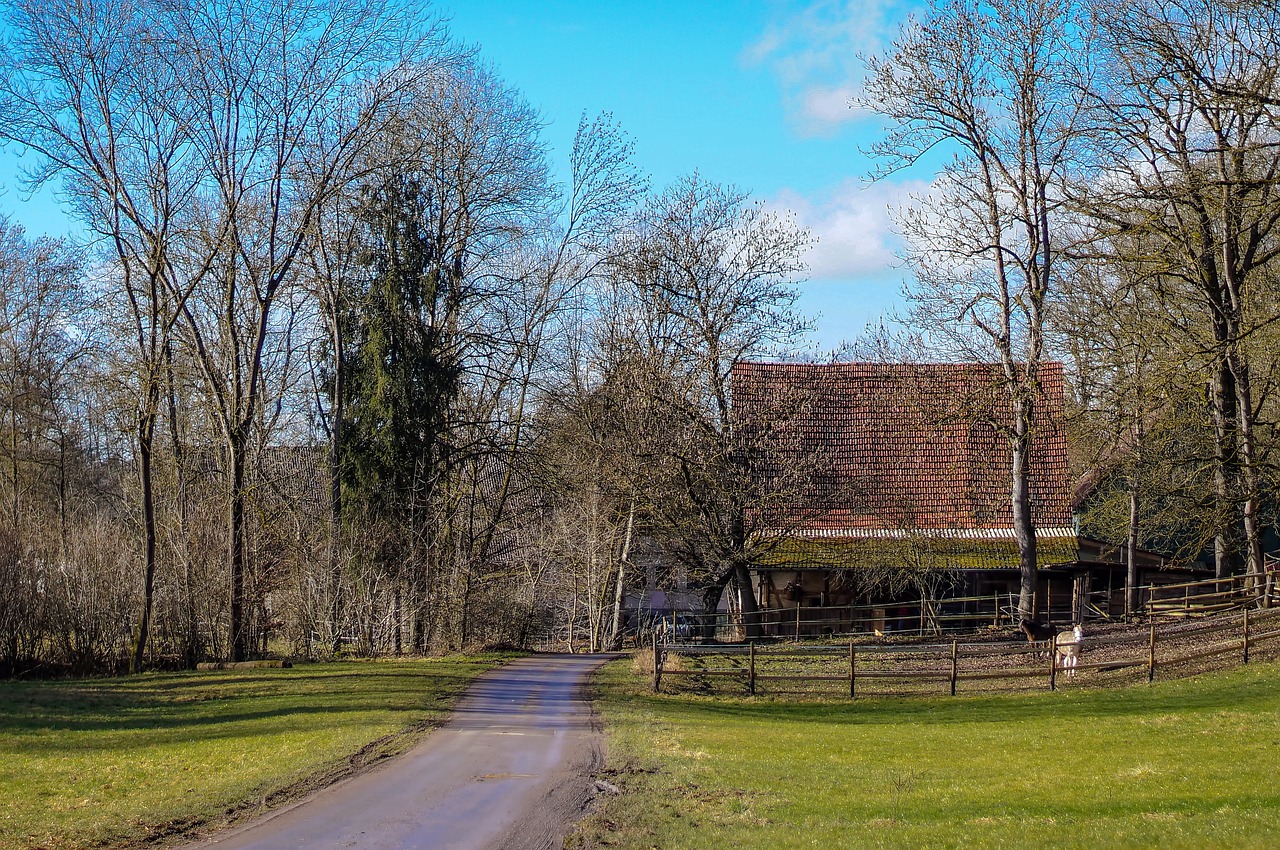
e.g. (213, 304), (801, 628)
(647, 572), (1280, 698)
(660, 570), (1275, 643)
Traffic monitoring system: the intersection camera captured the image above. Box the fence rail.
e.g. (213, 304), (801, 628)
(648, 605), (1280, 698)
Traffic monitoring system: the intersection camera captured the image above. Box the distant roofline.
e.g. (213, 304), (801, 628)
(733, 360), (1066, 371)
(761, 527), (1078, 540)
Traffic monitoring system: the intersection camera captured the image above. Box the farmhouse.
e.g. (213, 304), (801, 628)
(731, 361), (1179, 632)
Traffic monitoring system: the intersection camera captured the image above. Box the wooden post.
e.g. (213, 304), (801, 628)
(1049, 632), (1058, 691)
(919, 596), (926, 635)
(1184, 583), (1190, 616)
(1243, 607), (1251, 664)
(749, 642), (757, 695)
(849, 641), (857, 699)
(795, 602), (801, 641)
(949, 640), (958, 697)
(653, 640), (662, 693)
(1147, 623), (1157, 683)
(994, 592), (1001, 627)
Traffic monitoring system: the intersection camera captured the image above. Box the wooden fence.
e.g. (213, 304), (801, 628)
(657, 570), (1278, 644)
(1142, 572), (1272, 617)
(650, 605), (1280, 697)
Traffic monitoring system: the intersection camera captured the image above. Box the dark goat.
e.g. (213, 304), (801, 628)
(1019, 619), (1055, 658)
(1019, 619), (1055, 642)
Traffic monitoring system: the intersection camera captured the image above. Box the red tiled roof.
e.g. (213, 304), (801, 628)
(732, 361), (1072, 534)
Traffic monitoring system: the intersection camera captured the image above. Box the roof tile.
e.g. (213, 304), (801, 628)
(731, 361), (1072, 533)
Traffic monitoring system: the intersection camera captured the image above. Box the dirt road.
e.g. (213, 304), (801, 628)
(186, 654), (611, 850)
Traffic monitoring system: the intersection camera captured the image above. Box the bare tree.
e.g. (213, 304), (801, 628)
(1056, 253), (1220, 610)
(1081, 0), (1280, 579)
(603, 174), (812, 638)
(155, 0), (439, 661)
(0, 219), (87, 530)
(862, 0), (1093, 619)
(0, 0), (217, 671)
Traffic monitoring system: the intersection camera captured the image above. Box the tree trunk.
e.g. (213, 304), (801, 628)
(733, 560), (761, 640)
(412, 539), (432, 652)
(56, 432), (67, 546)
(1231, 356), (1264, 584)
(700, 575), (730, 642)
(1211, 351), (1241, 579)
(1126, 487), (1140, 617)
(328, 315), (345, 657)
(164, 340), (199, 668)
(1011, 398), (1038, 621)
(8, 405), (18, 530)
(228, 428), (249, 662)
(606, 498), (635, 651)
(394, 583), (403, 656)
(567, 594), (578, 654)
(587, 548), (601, 653)
(130, 405), (158, 675)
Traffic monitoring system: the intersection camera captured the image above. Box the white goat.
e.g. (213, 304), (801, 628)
(1055, 625), (1084, 676)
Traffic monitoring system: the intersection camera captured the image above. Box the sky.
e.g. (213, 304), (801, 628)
(0, 0), (931, 350)
(439, 0), (929, 349)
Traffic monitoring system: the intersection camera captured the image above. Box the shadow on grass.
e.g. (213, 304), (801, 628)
(0, 663), (487, 748)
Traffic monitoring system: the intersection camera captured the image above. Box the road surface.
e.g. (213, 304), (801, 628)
(186, 653), (611, 850)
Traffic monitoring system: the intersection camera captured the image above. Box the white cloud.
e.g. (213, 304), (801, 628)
(743, 26), (784, 67)
(744, 0), (923, 136)
(799, 84), (865, 133)
(768, 178), (929, 280)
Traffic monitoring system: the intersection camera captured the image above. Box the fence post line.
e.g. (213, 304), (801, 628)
(1244, 607), (1251, 664)
(795, 603), (801, 641)
(653, 639), (662, 693)
(749, 641), (756, 695)
(1147, 623), (1157, 683)
(1049, 632), (1058, 691)
(950, 640), (958, 697)
(849, 641), (856, 699)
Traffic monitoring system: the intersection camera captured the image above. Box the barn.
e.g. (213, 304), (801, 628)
(731, 361), (1186, 634)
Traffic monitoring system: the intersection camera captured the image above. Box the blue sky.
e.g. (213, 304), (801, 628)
(441, 0), (928, 348)
(0, 0), (930, 349)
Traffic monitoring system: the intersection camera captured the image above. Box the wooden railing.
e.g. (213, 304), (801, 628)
(1139, 571), (1270, 618)
(649, 606), (1280, 697)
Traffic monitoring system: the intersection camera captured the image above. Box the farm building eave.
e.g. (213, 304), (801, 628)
(752, 529), (1081, 572)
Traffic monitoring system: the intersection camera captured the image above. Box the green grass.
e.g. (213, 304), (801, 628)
(0, 656), (506, 850)
(578, 657), (1280, 849)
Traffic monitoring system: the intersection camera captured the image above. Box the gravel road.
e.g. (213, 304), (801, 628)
(185, 654), (612, 850)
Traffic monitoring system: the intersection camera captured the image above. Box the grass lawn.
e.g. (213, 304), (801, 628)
(577, 657), (1280, 849)
(0, 656), (506, 850)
